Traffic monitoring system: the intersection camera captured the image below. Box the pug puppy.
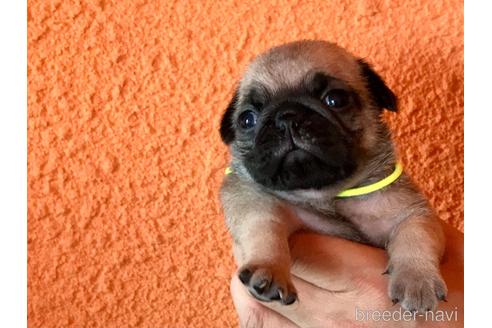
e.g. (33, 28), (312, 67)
(219, 40), (447, 313)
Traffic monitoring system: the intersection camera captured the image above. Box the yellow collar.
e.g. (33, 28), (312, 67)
(224, 162), (403, 198)
(336, 163), (403, 197)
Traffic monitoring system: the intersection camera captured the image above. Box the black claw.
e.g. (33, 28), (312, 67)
(392, 298), (399, 305)
(382, 269), (390, 275)
(253, 279), (268, 294)
(238, 269), (252, 284)
(253, 285), (264, 294)
(269, 287), (281, 300)
(276, 288), (284, 301)
(283, 292), (297, 305)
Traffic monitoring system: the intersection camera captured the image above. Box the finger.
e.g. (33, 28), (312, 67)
(258, 233), (390, 326)
(230, 275), (299, 328)
(259, 273), (361, 327)
(288, 232), (387, 289)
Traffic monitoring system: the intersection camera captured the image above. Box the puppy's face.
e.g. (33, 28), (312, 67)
(220, 41), (397, 190)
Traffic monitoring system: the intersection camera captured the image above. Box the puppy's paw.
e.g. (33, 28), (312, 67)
(387, 264), (447, 313)
(238, 264), (297, 305)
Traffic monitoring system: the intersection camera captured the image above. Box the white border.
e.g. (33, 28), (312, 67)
(0, 1), (477, 327)
(464, 1), (492, 327)
(0, 1), (27, 327)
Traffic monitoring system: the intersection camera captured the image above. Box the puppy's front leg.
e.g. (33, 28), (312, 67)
(386, 214), (447, 312)
(221, 175), (299, 305)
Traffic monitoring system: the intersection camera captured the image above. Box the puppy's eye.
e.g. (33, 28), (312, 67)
(324, 89), (350, 109)
(238, 110), (257, 129)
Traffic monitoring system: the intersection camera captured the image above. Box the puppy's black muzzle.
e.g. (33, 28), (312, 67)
(275, 106), (303, 131)
(254, 97), (353, 156)
(257, 97), (352, 140)
(244, 96), (357, 190)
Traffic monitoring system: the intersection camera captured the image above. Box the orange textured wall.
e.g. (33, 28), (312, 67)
(28, 0), (463, 327)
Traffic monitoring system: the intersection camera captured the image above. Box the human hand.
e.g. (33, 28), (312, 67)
(230, 222), (463, 327)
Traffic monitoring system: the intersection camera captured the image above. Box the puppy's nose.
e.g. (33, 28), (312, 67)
(275, 109), (302, 130)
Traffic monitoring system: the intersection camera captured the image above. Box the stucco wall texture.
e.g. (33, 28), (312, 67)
(28, 0), (463, 327)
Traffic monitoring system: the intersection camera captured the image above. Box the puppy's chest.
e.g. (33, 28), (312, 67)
(290, 195), (399, 247)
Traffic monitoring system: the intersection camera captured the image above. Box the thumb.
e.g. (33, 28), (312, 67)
(256, 233), (390, 327)
(288, 232), (388, 290)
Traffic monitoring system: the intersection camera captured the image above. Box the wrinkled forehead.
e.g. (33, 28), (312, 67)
(238, 42), (364, 101)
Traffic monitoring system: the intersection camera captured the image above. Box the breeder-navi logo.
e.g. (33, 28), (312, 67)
(355, 306), (459, 322)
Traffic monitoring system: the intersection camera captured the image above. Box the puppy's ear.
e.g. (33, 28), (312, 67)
(358, 59), (397, 112)
(220, 88), (239, 144)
